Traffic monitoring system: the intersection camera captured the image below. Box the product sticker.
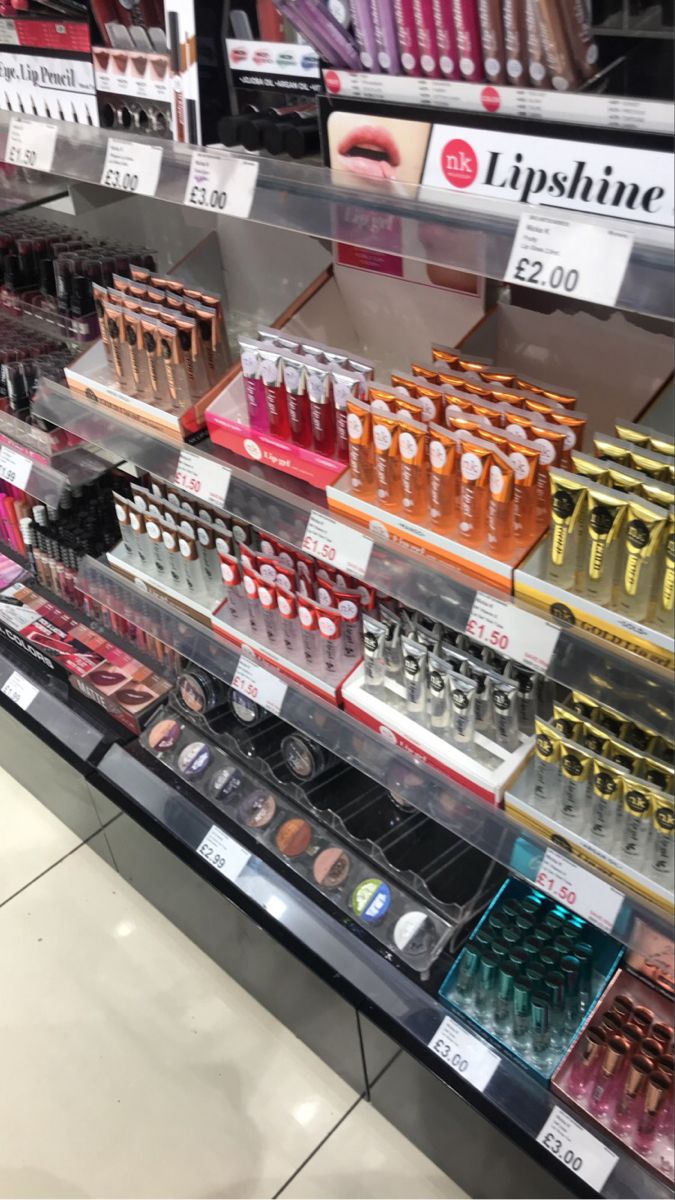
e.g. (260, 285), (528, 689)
(232, 654), (287, 717)
(1, 670), (38, 711)
(100, 137), (164, 197)
(302, 510), (373, 579)
(504, 212), (633, 308)
(465, 592), (559, 672)
(0, 444), (32, 491)
(174, 450), (231, 509)
(196, 823), (251, 882)
(428, 1016), (500, 1092)
(535, 848), (623, 933)
(184, 150), (258, 220)
(537, 1106), (618, 1190)
(6, 117), (57, 172)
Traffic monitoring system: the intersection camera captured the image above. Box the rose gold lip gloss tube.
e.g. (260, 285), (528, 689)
(477, 0), (506, 83)
(502, 0), (527, 84)
(535, 0), (579, 91)
(559, 0), (598, 80)
(525, 0), (548, 87)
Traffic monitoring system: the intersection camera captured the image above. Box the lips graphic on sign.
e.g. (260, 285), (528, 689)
(441, 138), (478, 188)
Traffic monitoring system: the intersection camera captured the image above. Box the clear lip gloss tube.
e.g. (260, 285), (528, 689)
(257, 579), (279, 646)
(402, 636), (427, 716)
(362, 613), (387, 690)
(242, 568), (262, 635)
(449, 671), (477, 745)
(277, 589), (299, 657)
(219, 553), (246, 626)
(317, 606), (343, 675)
(297, 595), (318, 666)
(559, 743), (592, 834)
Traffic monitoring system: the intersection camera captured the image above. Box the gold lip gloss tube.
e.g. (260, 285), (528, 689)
(593, 434), (634, 466)
(346, 397), (374, 493)
(368, 382), (400, 414)
(486, 447), (515, 556)
(458, 435), (492, 545)
(617, 498), (669, 621)
(641, 478), (675, 508)
(372, 410), (400, 507)
(584, 484), (629, 606)
(630, 446), (673, 483)
(428, 423), (459, 526)
(397, 416), (427, 515)
(570, 450), (610, 485)
(652, 510), (674, 632)
(547, 468), (588, 589)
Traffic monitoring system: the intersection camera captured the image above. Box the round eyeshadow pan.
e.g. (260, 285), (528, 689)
(210, 765), (243, 802)
(238, 790), (277, 829)
(350, 877), (392, 925)
(177, 741), (212, 779)
(147, 718), (182, 751)
(393, 911), (436, 959)
(275, 817), (312, 858)
(313, 847), (351, 890)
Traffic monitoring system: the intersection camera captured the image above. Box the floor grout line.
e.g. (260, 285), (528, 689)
(272, 1092), (365, 1199)
(0, 812), (123, 911)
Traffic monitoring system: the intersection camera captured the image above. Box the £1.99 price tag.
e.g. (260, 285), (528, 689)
(465, 592), (559, 672)
(428, 1015), (500, 1092)
(0, 444), (32, 491)
(232, 654), (287, 717)
(184, 151), (258, 220)
(6, 116), (58, 172)
(100, 137), (163, 197)
(537, 1106), (618, 1191)
(174, 449), (231, 508)
(302, 510), (373, 580)
(504, 212), (633, 309)
(536, 848), (623, 934)
(196, 824), (251, 882)
(1, 670), (38, 711)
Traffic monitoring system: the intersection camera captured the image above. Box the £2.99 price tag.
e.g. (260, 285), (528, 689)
(537, 1106), (618, 1191)
(302, 510), (373, 580)
(465, 592), (559, 672)
(505, 212), (633, 308)
(428, 1015), (500, 1092)
(196, 824), (251, 882)
(6, 117), (58, 172)
(1, 670), (38, 711)
(232, 654), (287, 717)
(174, 449), (231, 508)
(100, 137), (163, 197)
(536, 848), (623, 934)
(184, 151), (258, 220)
(0, 444), (32, 491)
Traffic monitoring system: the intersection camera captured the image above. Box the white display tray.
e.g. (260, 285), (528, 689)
(107, 547), (220, 624)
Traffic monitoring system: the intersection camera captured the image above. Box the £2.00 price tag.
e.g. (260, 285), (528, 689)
(302, 510), (373, 579)
(232, 654), (287, 717)
(174, 449), (231, 508)
(6, 117), (58, 172)
(184, 151), (258, 219)
(196, 824), (251, 882)
(505, 212), (633, 308)
(537, 1106), (618, 1191)
(100, 137), (163, 197)
(1, 670), (38, 711)
(0, 444), (32, 491)
(536, 848), (623, 934)
(465, 592), (559, 672)
(428, 1015), (500, 1092)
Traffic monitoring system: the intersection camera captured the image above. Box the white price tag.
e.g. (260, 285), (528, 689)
(232, 655), (287, 717)
(5, 117), (57, 172)
(1, 670), (38, 711)
(505, 212), (633, 308)
(174, 449), (231, 508)
(536, 848), (623, 933)
(0, 444), (31, 491)
(302, 510), (373, 579)
(465, 592), (559, 672)
(428, 1016), (500, 1092)
(184, 150), (258, 220)
(537, 1106), (618, 1191)
(196, 824), (251, 882)
(99, 137), (163, 197)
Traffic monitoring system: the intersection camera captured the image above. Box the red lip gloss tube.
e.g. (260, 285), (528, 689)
(283, 353), (312, 449)
(259, 347), (291, 440)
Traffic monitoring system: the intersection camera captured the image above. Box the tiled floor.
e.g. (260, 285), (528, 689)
(0, 764), (467, 1200)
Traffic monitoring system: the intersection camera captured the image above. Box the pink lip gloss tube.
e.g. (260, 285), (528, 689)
(432, 0), (460, 78)
(393, 0), (420, 74)
(349, 0), (378, 69)
(238, 336), (268, 432)
(306, 362), (337, 458)
(259, 347), (291, 440)
(452, 0), (483, 80)
(369, 0), (401, 73)
(412, 0), (441, 76)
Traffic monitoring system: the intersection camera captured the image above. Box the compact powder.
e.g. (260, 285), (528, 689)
(87, 669), (126, 688)
(393, 911), (436, 959)
(177, 741), (212, 779)
(147, 718), (182, 751)
(275, 817), (312, 858)
(210, 765), (243, 802)
(313, 847), (350, 889)
(351, 878), (392, 924)
(239, 790), (276, 829)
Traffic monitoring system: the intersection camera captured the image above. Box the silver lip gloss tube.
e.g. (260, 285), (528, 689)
(449, 672), (477, 745)
(402, 636), (428, 716)
(380, 603), (403, 682)
(620, 783), (652, 867)
(559, 743), (592, 834)
(428, 652), (452, 733)
(505, 661), (538, 734)
(648, 797), (674, 884)
(462, 656), (492, 731)
(363, 614), (387, 690)
(491, 677), (520, 751)
(589, 762), (623, 848)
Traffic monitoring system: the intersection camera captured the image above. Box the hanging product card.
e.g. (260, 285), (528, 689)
(537, 1106), (618, 1191)
(1, 670), (38, 711)
(100, 138), (163, 196)
(174, 450), (231, 508)
(465, 592), (559, 672)
(6, 117), (57, 171)
(196, 824), (251, 882)
(303, 511), (373, 579)
(535, 849), (623, 934)
(232, 655), (287, 717)
(0, 445), (31, 491)
(184, 151), (258, 220)
(504, 213), (633, 308)
(428, 1016), (500, 1092)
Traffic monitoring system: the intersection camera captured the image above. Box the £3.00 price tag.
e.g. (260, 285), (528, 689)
(184, 151), (258, 219)
(232, 655), (287, 717)
(428, 1016), (500, 1092)
(6, 117), (58, 172)
(174, 449), (231, 508)
(537, 1106), (618, 1191)
(302, 510), (373, 580)
(196, 824), (251, 882)
(505, 212), (633, 308)
(1, 670), (38, 711)
(0, 444), (31, 491)
(536, 848), (623, 934)
(100, 137), (163, 197)
(465, 592), (559, 672)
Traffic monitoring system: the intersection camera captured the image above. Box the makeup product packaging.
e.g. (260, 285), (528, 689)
(368, 0), (401, 72)
(259, 346), (291, 440)
(487, 448), (515, 554)
(559, 0), (598, 80)
(276, 589), (299, 657)
(401, 635), (427, 715)
(334, 587), (362, 660)
(589, 760), (623, 848)
(428, 424), (459, 525)
(502, 0), (527, 82)
(273, 0), (361, 68)
(652, 512), (674, 632)
(583, 484), (628, 606)
(349, 0), (379, 68)
(491, 677), (519, 750)
(616, 498), (668, 623)
(363, 613), (387, 690)
(449, 671), (477, 744)
(306, 360), (337, 458)
(533, 719), (561, 816)
(283, 354), (313, 449)
(317, 604), (343, 675)
(427, 652), (451, 731)
(297, 593), (318, 665)
(398, 417), (427, 514)
(347, 398), (373, 493)
(559, 740), (592, 834)
(394, 0), (421, 73)
(458, 436), (492, 545)
(535, 0), (579, 90)
(372, 410), (400, 506)
(379, 604), (403, 682)
(477, 0), (506, 82)
(332, 366), (364, 462)
(452, 0), (483, 80)
(412, 0), (440, 75)
(524, 0), (547, 86)
(547, 469), (588, 589)
(238, 336), (268, 432)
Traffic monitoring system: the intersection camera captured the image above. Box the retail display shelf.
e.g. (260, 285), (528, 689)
(0, 425), (107, 506)
(0, 112), (673, 321)
(93, 740), (670, 1200)
(33, 380), (674, 741)
(0, 175), (68, 216)
(74, 552), (674, 957)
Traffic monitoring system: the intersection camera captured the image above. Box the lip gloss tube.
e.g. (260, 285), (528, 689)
(398, 416), (427, 514)
(112, 493), (136, 560)
(306, 361), (337, 458)
(428, 424), (459, 526)
(144, 513), (167, 576)
(368, 0), (401, 72)
(140, 316), (162, 399)
(297, 594), (318, 666)
(219, 553), (246, 625)
(259, 347), (291, 440)
(242, 568), (262, 635)
(372, 410), (400, 506)
(277, 589), (300, 657)
(535, 0), (579, 91)
(412, 0), (441, 75)
(502, 0), (527, 83)
(477, 0), (506, 83)
(128, 506), (148, 566)
(334, 586), (362, 660)
(349, 0), (378, 68)
(449, 671), (477, 744)
(432, 0), (460, 77)
(487, 450), (515, 556)
(257, 579), (279, 646)
(283, 354), (312, 448)
(160, 520), (184, 590)
(394, 0), (420, 74)
(317, 605), (343, 675)
(525, 0), (547, 87)
(559, 742), (592, 834)
(332, 366), (363, 462)
(452, 0), (483, 81)
(103, 302), (128, 387)
(458, 436), (492, 544)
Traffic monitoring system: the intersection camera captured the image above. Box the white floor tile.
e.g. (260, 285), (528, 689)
(0, 764), (81, 905)
(280, 1102), (469, 1200)
(0, 838), (357, 1200)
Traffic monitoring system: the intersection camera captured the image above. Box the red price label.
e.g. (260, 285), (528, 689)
(536, 870), (577, 907)
(302, 532), (337, 562)
(302, 510), (372, 578)
(231, 654), (287, 716)
(174, 468), (202, 495)
(465, 617), (509, 652)
(535, 849), (623, 933)
(465, 592), (559, 672)
(231, 671), (258, 700)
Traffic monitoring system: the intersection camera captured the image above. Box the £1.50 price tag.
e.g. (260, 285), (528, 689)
(6, 116), (58, 172)
(100, 137), (164, 197)
(0, 444), (32, 491)
(184, 151), (258, 220)
(536, 848), (623, 934)
(232, 654), (287, 717)
(428, 1015), (500, 1092)
(504, 212), (633, 309)
(465, 592), (559, 673)
(1, 670), (38, 711)
(196, 824), (251, 882)
(537, 1106), (618, 1191)
(302, 510), (373, 580)
(174, 449), (231, 508)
